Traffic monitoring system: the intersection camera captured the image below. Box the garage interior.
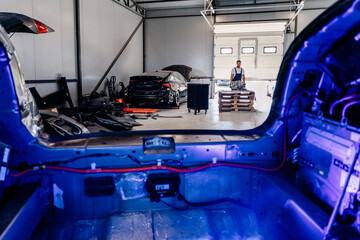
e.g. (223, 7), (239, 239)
(1, 0), (335, 133)
(2, 0), (360, 240)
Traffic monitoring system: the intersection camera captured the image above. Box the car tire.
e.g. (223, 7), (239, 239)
(173, 91), (180, 107)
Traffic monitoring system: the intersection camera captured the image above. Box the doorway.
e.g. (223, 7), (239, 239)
(213, 22), (286, 112)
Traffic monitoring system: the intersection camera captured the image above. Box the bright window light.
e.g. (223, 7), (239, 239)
(220, 47), (233, 54)
(264, 46), (277, 54)
(241, 47), (254, 54)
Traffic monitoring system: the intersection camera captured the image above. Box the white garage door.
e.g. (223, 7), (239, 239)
(213, 22), (285, 81)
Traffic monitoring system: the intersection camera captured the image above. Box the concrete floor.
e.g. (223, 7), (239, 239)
(132, 81), (274, 131)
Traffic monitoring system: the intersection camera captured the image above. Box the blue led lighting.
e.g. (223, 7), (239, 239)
(355, 32), (360, 41)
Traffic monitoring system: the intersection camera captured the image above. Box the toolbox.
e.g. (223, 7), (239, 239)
(187, 83), (209, 115)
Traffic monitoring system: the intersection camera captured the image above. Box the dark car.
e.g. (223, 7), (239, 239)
(126, 71), (188, 107)
(162, 64), (192, 81)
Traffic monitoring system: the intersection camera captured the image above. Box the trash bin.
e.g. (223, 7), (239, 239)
(187, 83), (209, 115)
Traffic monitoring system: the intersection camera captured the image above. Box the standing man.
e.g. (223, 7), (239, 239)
(230, 60), (246, 91)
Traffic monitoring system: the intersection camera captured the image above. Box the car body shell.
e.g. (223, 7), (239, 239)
(126, 71), (188, 106)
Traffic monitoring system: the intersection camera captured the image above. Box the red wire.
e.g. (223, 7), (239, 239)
(44, 162), (283, 175)
(10, 92), (302, 177)
(271, 91), (303, 171)
(10, 169), (34, 178)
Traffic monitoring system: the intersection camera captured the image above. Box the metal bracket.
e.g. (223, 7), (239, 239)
(112, 0), (145, 16)
(201, 2), (302, 31)
(286, 1), (305, 29)
(317, 111), (324, 121)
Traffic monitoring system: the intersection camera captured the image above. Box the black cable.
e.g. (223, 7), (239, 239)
(160, 192), (250, 211)
(41, 153), (130, 166)
(160, 199), (189, 211)
(178, 193), (247, 207)
(134, 158), (184, 167)
(38, 152), (185, 168)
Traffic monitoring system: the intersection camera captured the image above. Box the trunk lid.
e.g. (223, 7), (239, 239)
(130, 76), (166, 90)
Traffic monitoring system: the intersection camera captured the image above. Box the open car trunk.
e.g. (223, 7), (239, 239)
(29, 168), (326, 240)
(129, 75), (166, 90)
(1, 1), (360, 240)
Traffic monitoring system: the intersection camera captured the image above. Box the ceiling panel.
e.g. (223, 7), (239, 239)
(136, 0), (203, 10)
(136, 0), (298, 10)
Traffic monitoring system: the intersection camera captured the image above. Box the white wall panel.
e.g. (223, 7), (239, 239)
(110, 4), (143, 85)
(0, 0), (76, 80)
(297, 9), (325, 35)
(145, 16), (213, 77)
(81, 0), (102, 94)
(0, 0), (143, 104)
(33, 0), (63, 80)
(80, 0), (143, 94)
(60, 0), (76, 79)
(1, 0), (36, 80)
(185, 17), (212, 77)
(0, 0), (77, 101)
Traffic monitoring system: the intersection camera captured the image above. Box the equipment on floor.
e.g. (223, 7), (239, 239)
(218, 90), (255, 112)
(123, 108), (159, 114)
(29, 77), (74, 109)
(94, 114), (135, 131)
(187, 83), (209, 115)
(105, 76), (126, 101)
(146, 173), (180, 202)
(40, 110), (90, 136)
(129, 114), (182, 120)
(150, 114), (182, 120)
(30, 85), (144, 134)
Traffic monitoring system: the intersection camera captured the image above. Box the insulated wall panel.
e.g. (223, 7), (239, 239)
(80, 0), (143, 94)
(0, 0), (77, 100)
(145, 16), (213, 77)
(297, 9), (325, 35)
(0, 0), (143, 104)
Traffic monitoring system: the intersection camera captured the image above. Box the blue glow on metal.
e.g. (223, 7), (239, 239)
(343, 0), (359, 17)
(0, 187), (45, 240)
(294, 51), (301, 61)
(0, 47), (7, 62)
(320, 26), (328, 33)
(319, 17), (339, 33)
(355, 32), (360, 41)
(0, 48), (5, 57)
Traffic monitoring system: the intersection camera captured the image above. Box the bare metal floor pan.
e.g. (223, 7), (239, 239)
(32, 205), (291, 240)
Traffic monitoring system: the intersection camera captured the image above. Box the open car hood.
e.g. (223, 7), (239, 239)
(0, 12), (54, 34)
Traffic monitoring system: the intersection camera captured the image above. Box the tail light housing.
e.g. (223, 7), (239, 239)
(33, 19), (48, 34)
(162, 83), (171, 88)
